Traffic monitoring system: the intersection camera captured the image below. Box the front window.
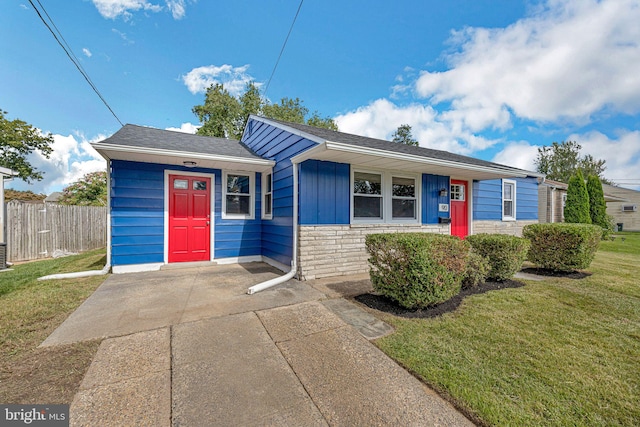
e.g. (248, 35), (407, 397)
(450, 184), (465, 201)
(392, 176), (416, 219)
(353, 172), (383, 219)
(223, 172), (254, 219)
(503, 179), (516, 220)
(352, 170), (420, 223)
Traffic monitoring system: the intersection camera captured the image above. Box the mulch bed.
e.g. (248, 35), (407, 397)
(355, 279), (525, 319)
(355, 267), (593, 319)
(520, 267), (591, 279)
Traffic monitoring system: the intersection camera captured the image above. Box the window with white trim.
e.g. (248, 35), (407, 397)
(223, 172), (254, 219)
(352, 170), (419, 223)
(262, 172), (273, 219)
(502, 179), (516, 220)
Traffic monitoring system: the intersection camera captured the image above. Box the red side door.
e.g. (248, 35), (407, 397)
(169, 175), (211, 263)
(450, 179), (468, 239)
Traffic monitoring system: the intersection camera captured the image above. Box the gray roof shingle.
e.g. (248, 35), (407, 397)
(100, 124), (263, 160)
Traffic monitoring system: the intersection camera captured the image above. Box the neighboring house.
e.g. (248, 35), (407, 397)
(538, 179), (628, 225)
(44, 191), (63, 204)
(602, 184), (640, 231)
(92, 117), (541, 279)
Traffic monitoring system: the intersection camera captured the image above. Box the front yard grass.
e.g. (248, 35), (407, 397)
(0, 249), (106, 403)
(373, 233), (640, 426)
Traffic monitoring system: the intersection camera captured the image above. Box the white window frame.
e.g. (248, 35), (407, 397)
(502, 179), (517, 221)
(222, 171), (255, 220)
(262, 171), (273, 220)
(351, 168), (420, 224)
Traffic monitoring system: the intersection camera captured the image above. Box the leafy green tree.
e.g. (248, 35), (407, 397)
(59, 171), (107, 206)
(586, 174), (610, 232)
(0, 109), (54, 182)
(564, 170), (591, 224)
(391, 124), (419, 146)
(535, 141), (609, 184)
(193, 83), (338, 140)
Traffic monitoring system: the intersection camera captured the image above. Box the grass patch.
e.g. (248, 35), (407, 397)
(372, 238), (640, 426)
(0, 249), (107, 404)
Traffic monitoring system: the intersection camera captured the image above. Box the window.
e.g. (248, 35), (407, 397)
(223, 172), (254, 219)
(392, 176), (416, 219)
(353, 172), (383, 219)
(450, 184), (465, 201)
(262, 172), (273, 219)
(502, 179), (516, 220)
(352, 170), (419, 223)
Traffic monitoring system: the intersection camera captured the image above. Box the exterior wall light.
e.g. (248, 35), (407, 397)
(439, 188), (448, 197)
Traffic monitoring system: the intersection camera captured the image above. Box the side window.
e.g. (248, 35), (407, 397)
(353, 171), (383, 220)
(391, 176), (416, 219)
(502, 179), (516, 220)
(223, 172), (255, 219)
(262, 172), (273, 219)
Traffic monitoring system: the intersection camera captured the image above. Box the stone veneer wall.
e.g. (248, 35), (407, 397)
(472, 220), (538, 237)
(297, 224), (449, 280)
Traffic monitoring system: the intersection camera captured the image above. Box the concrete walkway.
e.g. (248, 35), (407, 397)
(44, 263), (473, 426)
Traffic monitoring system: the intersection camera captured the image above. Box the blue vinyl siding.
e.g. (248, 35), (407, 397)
(422, 174), (450, 224)
(243, 119), (318, 266)
(473, 177), (538, 221)
(299, 160), (350, 225)
(110, 161), (165, 266)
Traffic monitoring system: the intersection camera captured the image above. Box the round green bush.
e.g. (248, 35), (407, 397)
(523, 223), (602, 271)
(365, 233), (469, 309)
(466, 234), (530, 281)
(463, 251), (490, 289)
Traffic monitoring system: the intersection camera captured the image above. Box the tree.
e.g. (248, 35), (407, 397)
(58, 171), (107, 206)
(564, 170), (591, 224)
(0, 109), (54, 182)
(3, 189), (46, 202)
(391, 124), (418, 146)
(535, 141), (609, 184)
(193, 83), (338, 140)
(586, 174), (609, 230)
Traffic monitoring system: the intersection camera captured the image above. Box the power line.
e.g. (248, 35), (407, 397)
(28, 0), (124, 127)
(263, 0), (304, 98)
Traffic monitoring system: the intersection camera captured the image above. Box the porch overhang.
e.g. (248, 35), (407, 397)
(291, 141), (539, 181)
(92, 143), (275, 173)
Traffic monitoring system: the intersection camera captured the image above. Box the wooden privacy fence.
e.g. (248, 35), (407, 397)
(6, 202), (107, 262)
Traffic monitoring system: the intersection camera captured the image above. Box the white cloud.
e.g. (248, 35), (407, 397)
(112, 28), (134, 45)
(415, 0), (640, 128)
(165, 122), (199, 133)
(82, 48), (92, 58)
(181, 64), (258, 96)
(335, 98), (498, 155)
(8, 133), (107, 195)
(92, 0), (162, 20)
(492, 142), (540, 172)
(166, 0), (186, 19)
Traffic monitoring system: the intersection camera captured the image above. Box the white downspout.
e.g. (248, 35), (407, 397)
(247, 161), (299, 294)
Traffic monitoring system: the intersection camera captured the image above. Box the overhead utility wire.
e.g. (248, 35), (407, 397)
(28, 0), (124, 126)
(263, 0), (304, 97)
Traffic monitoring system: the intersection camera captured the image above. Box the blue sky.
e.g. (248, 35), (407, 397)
(2, 0), (640, 194)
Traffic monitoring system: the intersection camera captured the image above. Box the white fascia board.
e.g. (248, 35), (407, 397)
(292, 140), (535, 178)
(247, 115), (326, 145)
(0, 166), (18, 177)
(91, 142), (275, 168)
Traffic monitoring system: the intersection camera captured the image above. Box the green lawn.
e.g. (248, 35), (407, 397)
(374, 233), (640, 426)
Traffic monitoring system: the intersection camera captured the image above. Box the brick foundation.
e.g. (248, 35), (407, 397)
(472, 220), (538, 237)
(297, 224), (449, 280)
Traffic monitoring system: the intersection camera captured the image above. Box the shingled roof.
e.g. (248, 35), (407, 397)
(257, 117), (539, 177)
(99, 124), (263, 160)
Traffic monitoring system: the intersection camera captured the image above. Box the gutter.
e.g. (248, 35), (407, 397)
(247, 160), (299, 294)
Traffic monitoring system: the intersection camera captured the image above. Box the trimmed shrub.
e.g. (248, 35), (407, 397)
(462, 251), (490, 289)
(365, 233), (469, 309)
(522, 223), (602, 271)
(586, 175), (611, 239)
(564, 170), (591, 224)
(466, 234), (530, 281)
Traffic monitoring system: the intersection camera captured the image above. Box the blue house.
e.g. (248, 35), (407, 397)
(92, 116), (541, 281)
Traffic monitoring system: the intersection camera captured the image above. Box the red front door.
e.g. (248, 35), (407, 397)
(450, 179), (468, 238)
(169, 175), (211, 263)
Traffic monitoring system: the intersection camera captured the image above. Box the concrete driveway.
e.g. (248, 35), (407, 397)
(43, 263), (473, 426)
